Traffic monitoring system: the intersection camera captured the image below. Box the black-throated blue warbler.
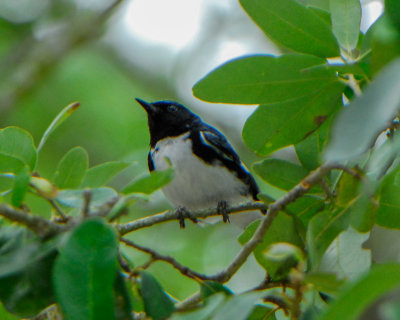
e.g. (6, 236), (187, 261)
(137, 98), (264, 228)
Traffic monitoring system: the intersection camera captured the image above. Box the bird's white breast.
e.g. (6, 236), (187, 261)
(152, 133), (251, 210)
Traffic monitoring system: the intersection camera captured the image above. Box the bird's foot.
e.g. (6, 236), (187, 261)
(176, 207), (198, 229)
(217, 200), (230, 223)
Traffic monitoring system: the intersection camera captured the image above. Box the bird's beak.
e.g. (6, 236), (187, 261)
(136, 98), (158, 114)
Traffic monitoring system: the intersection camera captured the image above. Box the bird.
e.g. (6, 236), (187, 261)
(137, 98), (264, 228)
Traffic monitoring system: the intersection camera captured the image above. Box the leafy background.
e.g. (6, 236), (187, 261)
(2, 0), (400, 319)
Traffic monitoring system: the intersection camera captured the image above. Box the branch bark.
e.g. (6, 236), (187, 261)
(0, 204), (64, 237)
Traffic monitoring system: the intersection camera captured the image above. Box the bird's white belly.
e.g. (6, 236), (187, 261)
(152, 134), (250, 210)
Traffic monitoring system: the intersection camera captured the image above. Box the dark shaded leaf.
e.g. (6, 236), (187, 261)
(54, 218), (118, 320)
(377, 164), (400, 229)
(139, 271), (175, 320)
(238, 212), (304, 277)
(200, 281), (232, 299)
(306, 209), (350, 269)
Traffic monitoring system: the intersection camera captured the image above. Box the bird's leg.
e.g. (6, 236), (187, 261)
(176, 207), (198, 229)
(217, 200), (230, 223)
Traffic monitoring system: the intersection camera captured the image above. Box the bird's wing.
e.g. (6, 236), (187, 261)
(198, 127), (241, 164)
(195, 127), (260, 200)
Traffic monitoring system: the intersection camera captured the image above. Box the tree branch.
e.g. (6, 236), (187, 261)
(121, 238), (211, 280)
(193, 163), (336, 283)
(118, 202), (266, 235)
(120, 163), (337, 285)
(0, 203), (64, 237)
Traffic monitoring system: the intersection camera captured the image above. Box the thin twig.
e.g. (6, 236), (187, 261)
(48, 199), (69, 221)
(81, 189), (92, 218)
(121, 238), (209, 280)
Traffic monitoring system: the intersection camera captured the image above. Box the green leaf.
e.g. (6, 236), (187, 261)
(11, 166), (30, 207)
(239, 0), (339, 57)
(0, 303), (18, 320)
(377, 164), (400, 228)
(238, 212), (304, 277)
(200, 281), (232, 299)
(53, 146), (89, 189)
(37, 102), (80, 155)
(170, 293), (225, 320)
(304, 272), (345, 295)
(325, 58), (400, 162)
(263, 242), (304, 281)
(113, 273), (134, 320)
(254, 159), (321, 193)
(320, 264), (400, 320)
(82, 161), (131, 188)
(295, 120), (330, 170)
(211, 292), (265, 320)
(370, 15), (400, 76)
(122, 168), (174, 195)
(0, 127), (37, 171)
(318, 227), (371, 282)
(306, 209), (350, 269)
(300, 0), (330, 11)
(247, 305), (276, 320)
(329, 0), (361, 52)
(0, 227), (57, 317)
(139, 271), (175, 320)
(386, 0), (400, 29)
(56, 188), (117, 211)
(54, 218), (118, 320)
(243, 81), (344, 155)
(286, 195), (325, 225)
(193, 54), (339, 104)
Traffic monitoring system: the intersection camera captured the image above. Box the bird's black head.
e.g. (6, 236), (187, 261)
(136, 98), (201, 146)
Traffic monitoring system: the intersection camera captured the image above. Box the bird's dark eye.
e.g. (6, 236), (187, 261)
(168, 105), (177, 112)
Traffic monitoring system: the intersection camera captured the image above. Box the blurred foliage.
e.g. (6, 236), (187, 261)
(1, 0), (400, 319)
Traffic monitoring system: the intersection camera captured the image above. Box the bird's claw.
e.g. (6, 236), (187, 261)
(217, 200), (230, 223)
(176, 207), (198, 228)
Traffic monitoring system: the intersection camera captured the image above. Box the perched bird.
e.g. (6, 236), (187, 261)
(137, 98), (264, 228)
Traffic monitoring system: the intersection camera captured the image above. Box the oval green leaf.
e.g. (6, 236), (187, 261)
(140, 271), (175, 320)
(243, 81), (344, 155)
(193, 54), (339, 104)
(0, 127), (36, 171)
(122, 168), (174, 195)
(53, 218), (118, 320)
(82, 161), (132, 188)
(53, 146), (89, 189)
(330, 0), (361, 52)
(37, 102), (80, 155)
(239, 0), (339, 58)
